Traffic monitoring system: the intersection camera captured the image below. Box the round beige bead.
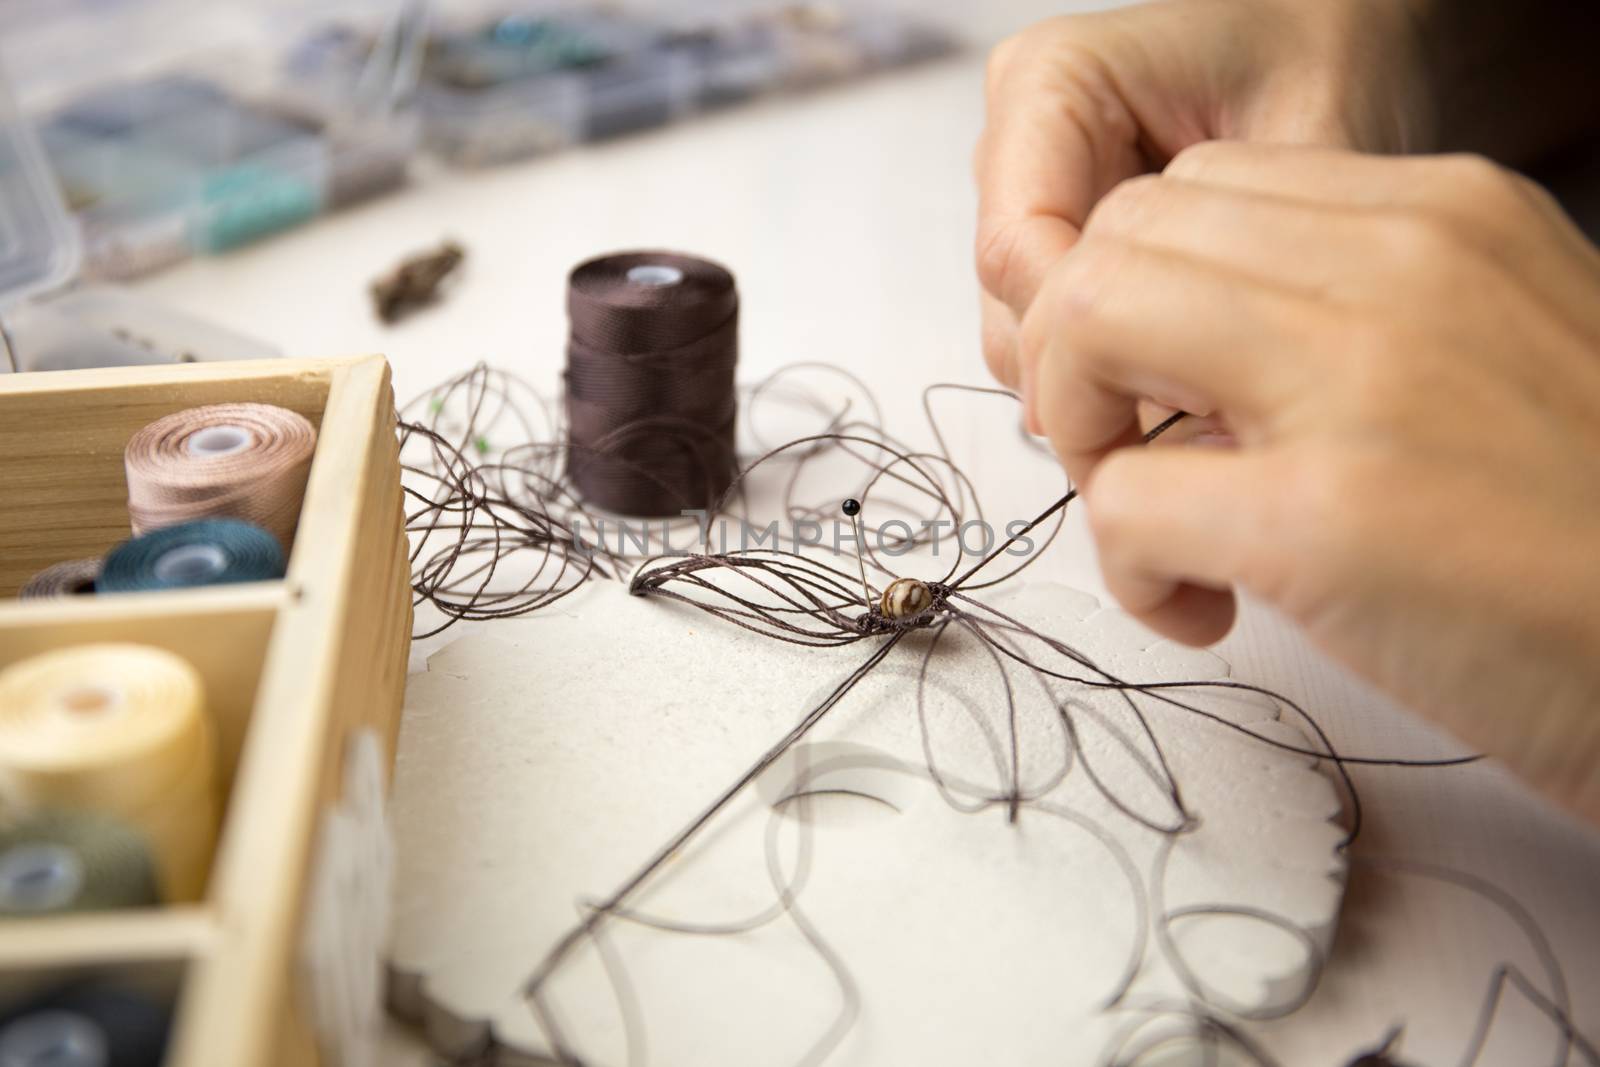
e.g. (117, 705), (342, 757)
(879, 578), (933, 620)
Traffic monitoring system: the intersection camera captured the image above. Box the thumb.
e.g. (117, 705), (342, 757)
(1084, 445), (1276, 645)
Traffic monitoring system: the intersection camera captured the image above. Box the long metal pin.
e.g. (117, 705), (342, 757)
(841, 498), (873, 611)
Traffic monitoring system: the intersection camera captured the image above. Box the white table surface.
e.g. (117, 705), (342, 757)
(130, 4), (1600, 1063)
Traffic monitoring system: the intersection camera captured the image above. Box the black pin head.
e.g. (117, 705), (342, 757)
(1345, 1027), (1408, 1067)
(841, 498), (861, 517)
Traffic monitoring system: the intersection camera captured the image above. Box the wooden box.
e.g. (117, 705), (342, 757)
(0, 356), (412, 1066)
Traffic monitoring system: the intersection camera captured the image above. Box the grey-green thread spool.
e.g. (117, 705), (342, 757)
(0, 845), (84, 913)
(0, 812), (159, 917)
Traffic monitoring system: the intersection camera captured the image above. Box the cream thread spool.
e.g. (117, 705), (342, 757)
(124, 402), (317, 553)
(0, 645), (219, 902)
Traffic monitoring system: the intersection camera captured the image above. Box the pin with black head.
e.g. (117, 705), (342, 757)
(839, 499), (935, 624)
(1347, 1054), (1400, 1067)
(840, 499), (872, 612)
(1344, 1026), (1411, 1067)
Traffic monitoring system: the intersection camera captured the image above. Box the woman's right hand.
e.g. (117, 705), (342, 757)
(976, 0), (1433, 397)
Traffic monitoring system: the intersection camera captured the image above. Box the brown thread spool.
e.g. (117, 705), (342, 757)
(19, 558), (102, 599)
(564, 251), (740, 517)
(124, 403), (317, 553)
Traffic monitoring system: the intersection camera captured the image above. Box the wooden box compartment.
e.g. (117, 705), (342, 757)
(0, 958), (189, 1048)
(0, 356), (412, 1067)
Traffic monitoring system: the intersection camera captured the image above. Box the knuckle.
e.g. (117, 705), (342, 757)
(984, 34), (1022, 91)
(981, 323), (1017, 387)
(1339, 318), (1411, 414)
(1337, 316), (1449, 433)
(988, 16), (1121, 111)
(1085, 453), (1140, 539)
(986, 18), (1066, 89)
(1044, 241), (1110, 327)
(1086, 174), (1163, 234)
(1508, 169), (1561, 213)
(1284, 450), (1344, 535)
(1378, 210), (1460, 268)
(1016, 296), (1054, 372)
(979, 37), (1017, 92)
(1017, 236), (1124, 388)
(974, 219), (1024, 304)
(1041, 35), (1117, 89)
(1293, 448), (1386, 563)
(1243, 450), (1362, 612)
(1164, 140), (1234, 181)
(1432, 153), (1527, 211)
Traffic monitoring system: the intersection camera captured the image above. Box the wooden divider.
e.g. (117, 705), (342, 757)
(0, 356), (412, 1067)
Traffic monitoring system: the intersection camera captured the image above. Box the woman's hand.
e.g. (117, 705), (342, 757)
(1020, 141), (1600, 823)
(976, 0), (1431, 390)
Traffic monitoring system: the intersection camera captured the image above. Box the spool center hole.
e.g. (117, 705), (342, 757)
(187, 424), (253, 457)
(626, 264), (684, 288)
(0, 1010), (109, 1067)
(0, 845), (85, 911)
(58, 686), (117, 716)
(153, 542), (229, 584)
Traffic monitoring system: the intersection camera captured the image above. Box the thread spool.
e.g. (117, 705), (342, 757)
(0, 645), (218, 902)
(0, 984), (170, 1067)
(564, 250), (740, 516)
(97, 519), (285, 593)
(18, 560), (102, 600)
(124, 402), (317, 552)
(0, 810), (159, 916)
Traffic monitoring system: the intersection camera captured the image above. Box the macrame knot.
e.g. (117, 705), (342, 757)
(851, 579), (949, 635)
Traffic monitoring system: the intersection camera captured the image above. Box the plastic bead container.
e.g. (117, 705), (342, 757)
(417, 3), (957, 167)
(0, 69), (277, 374)
(0, 0), (424, 280)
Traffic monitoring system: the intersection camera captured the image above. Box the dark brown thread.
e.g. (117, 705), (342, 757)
(396, 361), (1586, 1067)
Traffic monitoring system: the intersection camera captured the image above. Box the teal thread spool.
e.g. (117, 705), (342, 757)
(97, 519), (285, 593)
(0, 811), (159, 917)
(0, 984), (170, 1067)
